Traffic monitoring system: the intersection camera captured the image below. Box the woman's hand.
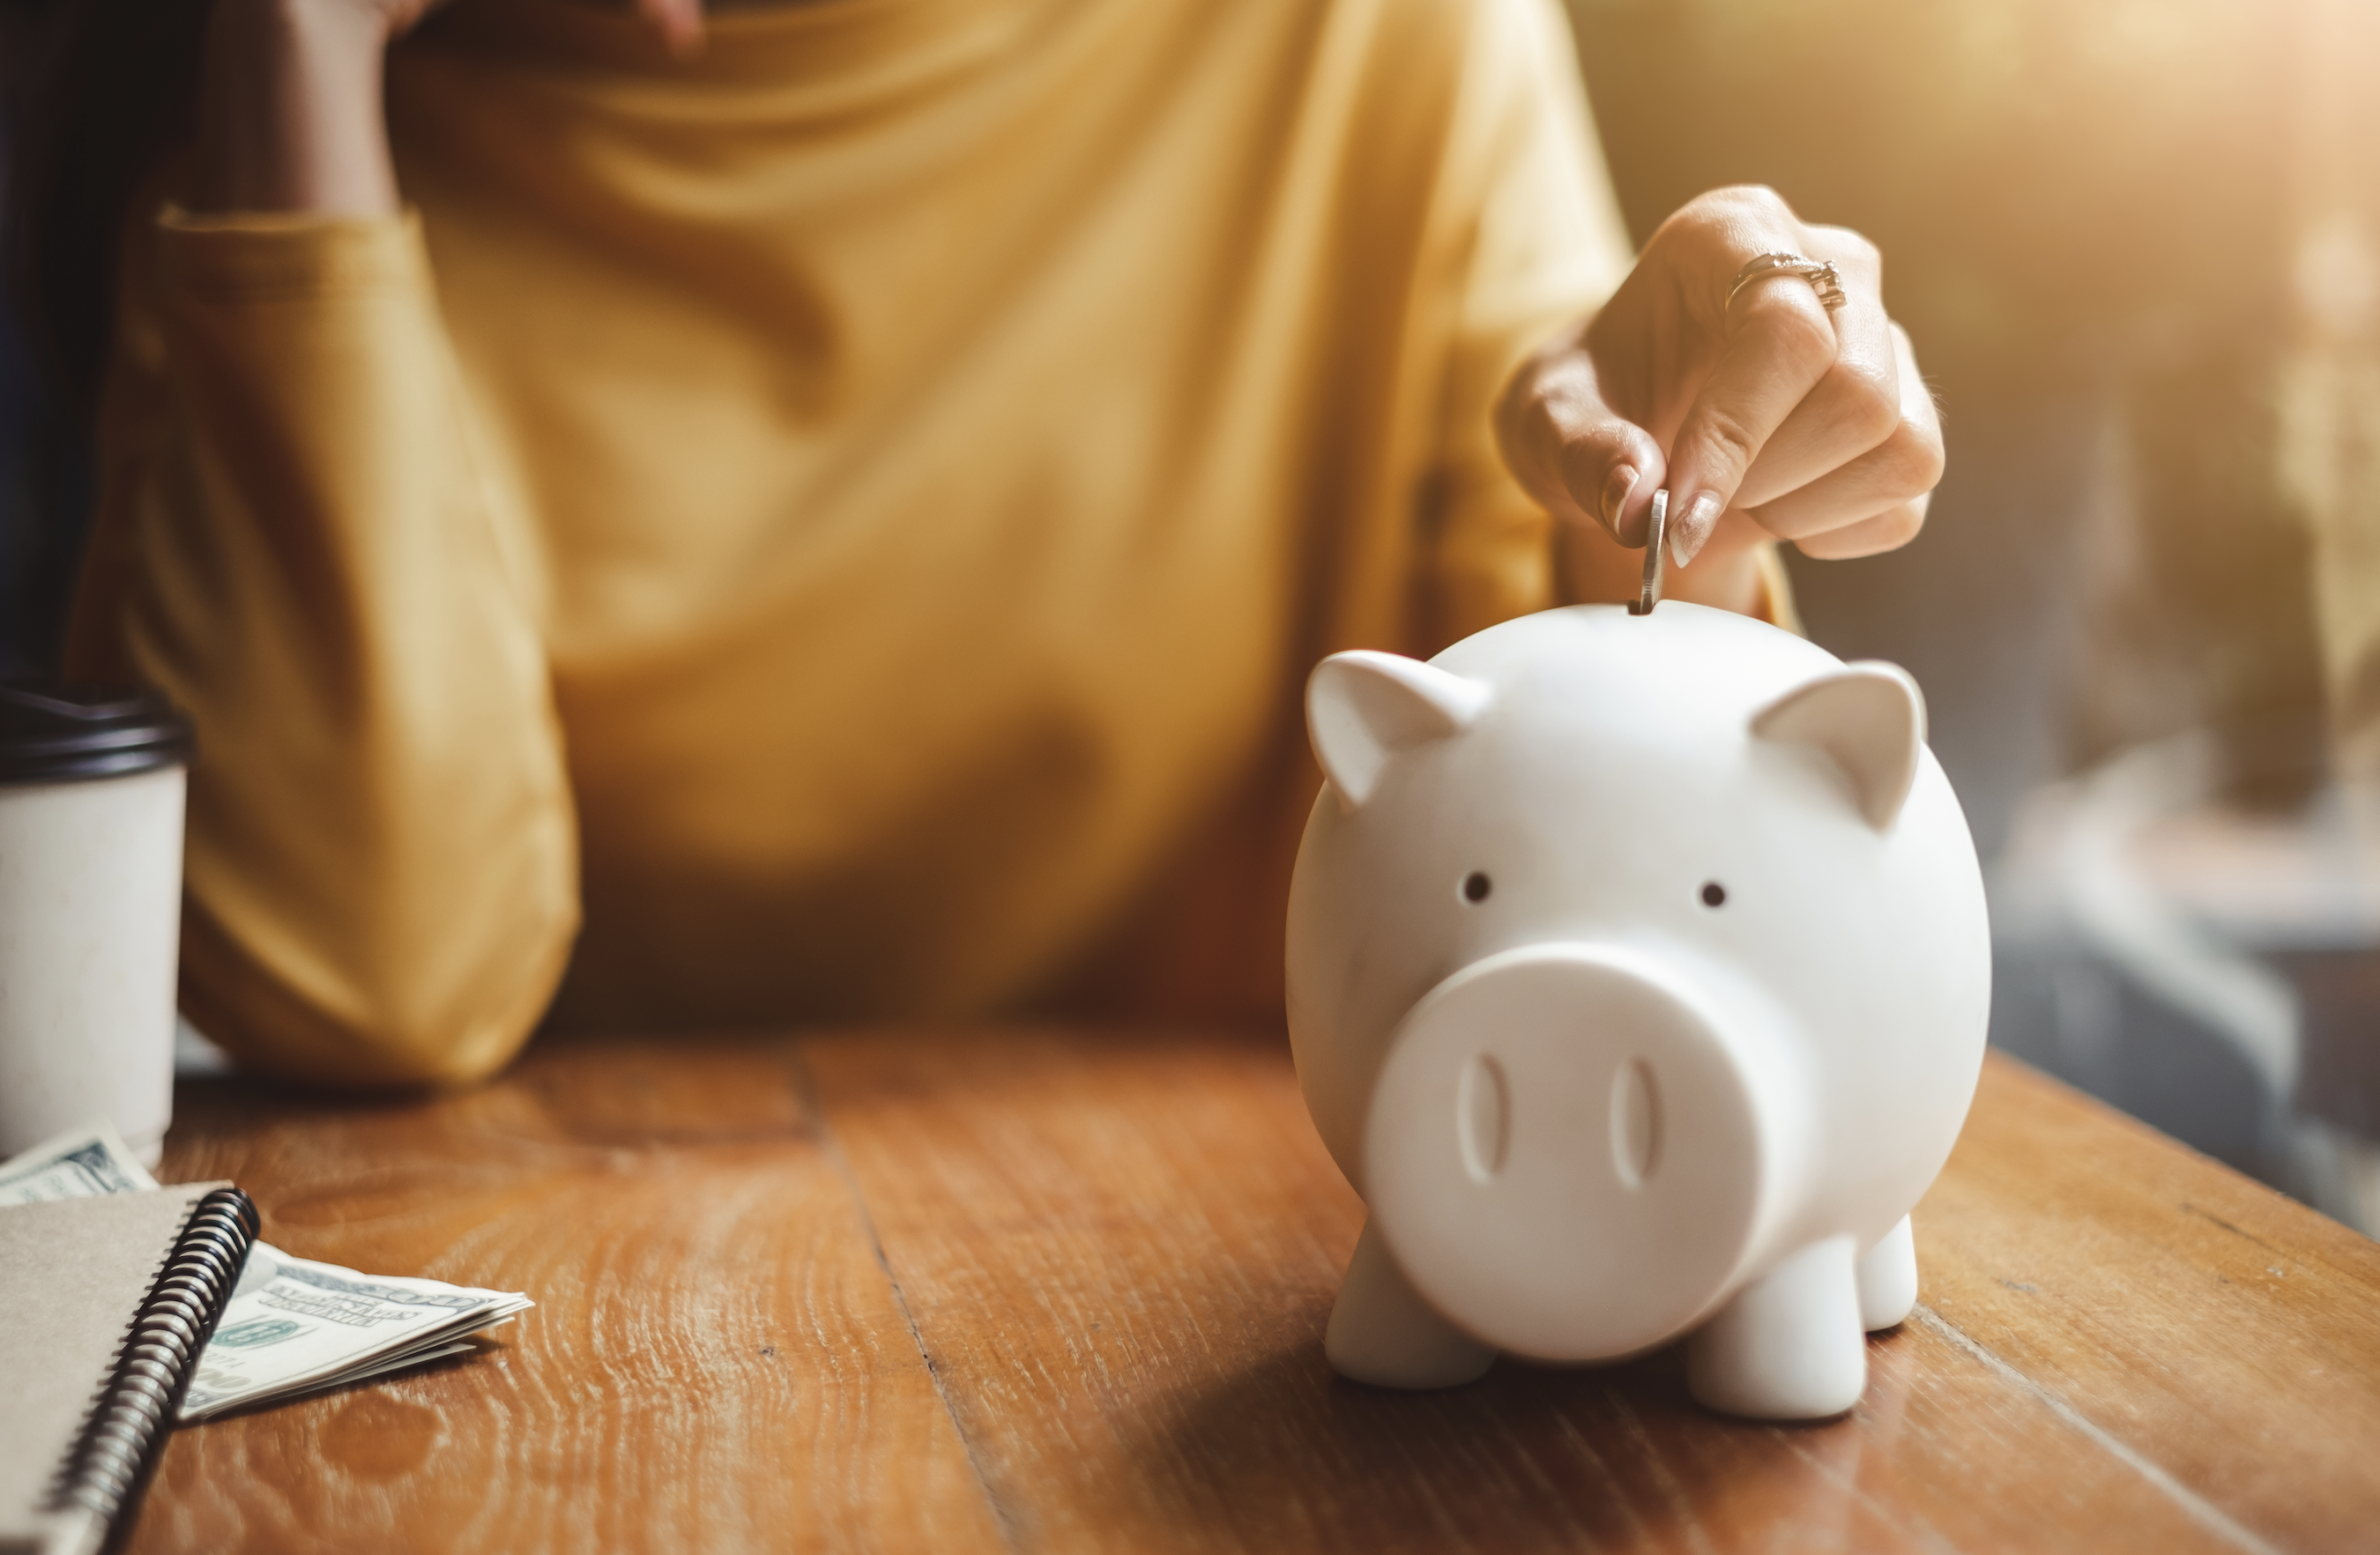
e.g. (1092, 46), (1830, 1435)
(1494, 186), (1944, 614)
(191, 0), (708, 216)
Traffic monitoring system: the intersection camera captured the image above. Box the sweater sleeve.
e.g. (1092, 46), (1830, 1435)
(1423, 0), (1796, 644)
(67, 207), (577, 1087)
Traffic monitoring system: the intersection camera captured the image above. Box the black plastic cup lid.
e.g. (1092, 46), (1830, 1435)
(0, 682), (194, 784)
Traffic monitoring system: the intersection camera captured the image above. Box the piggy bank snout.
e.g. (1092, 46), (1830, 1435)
(1362, 944), (1776, 1362)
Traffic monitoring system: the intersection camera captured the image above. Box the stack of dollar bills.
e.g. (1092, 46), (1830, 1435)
(0, 1123), (533, 1421)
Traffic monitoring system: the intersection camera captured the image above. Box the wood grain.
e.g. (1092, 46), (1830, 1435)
(801, 1032), (2380, 1555)
(1915, 1058), (2380, 1552)
(129, 1031), (2380, 1554)
(134, 1036), (1000, 1554)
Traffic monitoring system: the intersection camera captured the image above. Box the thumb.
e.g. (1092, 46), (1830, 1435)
(1495, 346), (1670, 548)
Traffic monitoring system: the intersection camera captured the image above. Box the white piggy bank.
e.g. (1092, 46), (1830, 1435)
(1286, 601), (1990, 1420)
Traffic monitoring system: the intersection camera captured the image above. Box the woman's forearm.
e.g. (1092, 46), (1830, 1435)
(157, 0), (580, 1080)
(93, 205), (579, 1083)
(191, 0), (400, 215)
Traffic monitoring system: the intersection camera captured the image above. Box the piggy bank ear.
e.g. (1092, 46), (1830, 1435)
(1308, 651), (1491, 811)
(1750, 662), (1927, 830)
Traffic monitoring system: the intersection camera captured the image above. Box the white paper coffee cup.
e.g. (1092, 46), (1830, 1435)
(0, 685), (193, 1169)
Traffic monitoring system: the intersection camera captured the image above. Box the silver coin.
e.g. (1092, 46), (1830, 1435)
(1631, 488), (1668, 616)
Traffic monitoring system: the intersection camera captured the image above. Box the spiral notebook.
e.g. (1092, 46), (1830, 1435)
(0, 1182), (257, 1555)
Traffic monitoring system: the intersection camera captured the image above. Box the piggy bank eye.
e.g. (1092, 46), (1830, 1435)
(1461, 872), (1492, 904)
(1700, 881), (1727, 908)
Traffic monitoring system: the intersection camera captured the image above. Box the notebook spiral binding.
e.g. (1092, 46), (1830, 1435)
(48, 1187), (259, 1528)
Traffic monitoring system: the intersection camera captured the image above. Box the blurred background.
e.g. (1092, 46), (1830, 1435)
(1571, 0), (2380, 1229)
(4, 0), (2377, 1227)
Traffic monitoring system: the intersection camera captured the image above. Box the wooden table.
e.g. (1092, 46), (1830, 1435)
(134, 1030), (2380, 1553)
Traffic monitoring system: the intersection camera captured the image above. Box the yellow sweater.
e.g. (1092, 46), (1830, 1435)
(71, 0), (1637, 1084)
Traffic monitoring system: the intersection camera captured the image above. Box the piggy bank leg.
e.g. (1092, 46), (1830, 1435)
(1856, 1215), (1918, 1331)
(1325, 1217), (1495, 1388)
(1685, 1235), (1865, 1419)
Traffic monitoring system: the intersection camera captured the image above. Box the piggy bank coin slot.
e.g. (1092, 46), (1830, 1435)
(1629, 488), (1670, 616)
(1610, 1058), (1662, 1188)
(1461, 871), (1492, 904)
(1700, 881), (1727, 908)
(1456, 1053), (1512, 1182)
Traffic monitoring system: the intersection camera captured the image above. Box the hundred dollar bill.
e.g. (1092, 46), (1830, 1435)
(179, 1246), (533, 1419)
(0, 1123), (533, 1420)
(0, 1120), (160, 1201)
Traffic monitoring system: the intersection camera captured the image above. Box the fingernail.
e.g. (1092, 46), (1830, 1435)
(1600, 465), (1640, 537)
(1670, 493), (1722, 567)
